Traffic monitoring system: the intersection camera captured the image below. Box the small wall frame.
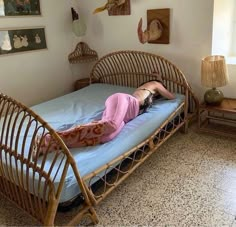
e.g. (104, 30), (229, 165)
(108, 0), (131, 16)
(147, 8), (170, 44)
(0, 27), (47, 56)
(0, 0), (41, 16)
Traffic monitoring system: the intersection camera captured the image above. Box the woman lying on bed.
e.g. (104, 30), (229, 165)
(33, 74), (175, 157)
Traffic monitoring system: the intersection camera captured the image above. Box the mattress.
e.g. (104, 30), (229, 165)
(1, 83), (185, 203)
(31, 83), (185, 202)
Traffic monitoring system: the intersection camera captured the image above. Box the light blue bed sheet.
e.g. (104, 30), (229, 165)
(31, 83), (185, 203)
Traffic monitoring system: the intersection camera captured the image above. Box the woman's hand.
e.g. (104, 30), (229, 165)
(154, 81), (175, 100)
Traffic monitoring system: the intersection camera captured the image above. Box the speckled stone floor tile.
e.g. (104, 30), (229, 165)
(188, 206), (235, 226)
(0, 124), (236, 226)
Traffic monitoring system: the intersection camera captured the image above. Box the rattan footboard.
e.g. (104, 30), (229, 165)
(0, 50), (198, 226)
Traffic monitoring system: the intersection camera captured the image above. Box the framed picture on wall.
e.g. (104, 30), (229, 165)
(108, 0), (131, 16)
(0, 27), (47, 55)
(0, 0), (41, 16)
(147, 8), (170, 44)
(137, 8), (170, 44)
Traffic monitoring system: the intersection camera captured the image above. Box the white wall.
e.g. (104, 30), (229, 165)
(1, 0), (235, 106)
(0, 0), (75, 106)
(78, 0), (215, 100)
(78, 0), (236, 99)
(222, 64), (236, 98)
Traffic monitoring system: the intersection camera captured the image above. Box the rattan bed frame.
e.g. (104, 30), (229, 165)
(0, 50), (198, 226)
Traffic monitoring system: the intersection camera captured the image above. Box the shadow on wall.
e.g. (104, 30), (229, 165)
(91, 17), (104, 37)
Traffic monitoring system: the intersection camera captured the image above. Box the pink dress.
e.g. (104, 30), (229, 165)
(35, 93), (140, 155)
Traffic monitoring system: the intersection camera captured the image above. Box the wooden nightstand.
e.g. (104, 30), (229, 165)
(198, 98), (236, 138)
(74, 78), (92, 91)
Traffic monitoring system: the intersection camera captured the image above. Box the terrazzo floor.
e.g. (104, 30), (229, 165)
(0, 124), (236, 226)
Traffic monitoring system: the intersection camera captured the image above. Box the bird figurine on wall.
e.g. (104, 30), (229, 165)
(93, 0), (126, 14)
(137, 18), (163, 44)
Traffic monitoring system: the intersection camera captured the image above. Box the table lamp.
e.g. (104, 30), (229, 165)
(201, 55), (229, 105)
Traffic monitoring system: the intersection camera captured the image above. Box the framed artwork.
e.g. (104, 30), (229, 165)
(138, 8), (170, 44)
(108, 0), (131, 16)
(93, 0), (130, 16)
(0, 0), (41, 16)
(0, 27), (47, 56)
(147, 8), (170, 44)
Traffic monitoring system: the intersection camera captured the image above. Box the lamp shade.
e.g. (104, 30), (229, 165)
(201, 55), (229, 88)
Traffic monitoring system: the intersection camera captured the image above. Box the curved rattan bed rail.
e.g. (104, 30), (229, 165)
(0, 93), (97, 225)
(91, 50), (198, 113)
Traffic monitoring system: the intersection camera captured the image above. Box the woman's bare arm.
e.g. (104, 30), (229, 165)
(154, 82), (175, 99)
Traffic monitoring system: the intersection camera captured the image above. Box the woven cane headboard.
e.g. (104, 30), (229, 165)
(91, 50), (187, 91)
(90, 50), (199, 113)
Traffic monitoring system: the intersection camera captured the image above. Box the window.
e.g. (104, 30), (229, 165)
(231, 3), (236, 56)
(212, 0), (236, 64)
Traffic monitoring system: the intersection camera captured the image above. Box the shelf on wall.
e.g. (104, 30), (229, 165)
(68, 42), (98, 64)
